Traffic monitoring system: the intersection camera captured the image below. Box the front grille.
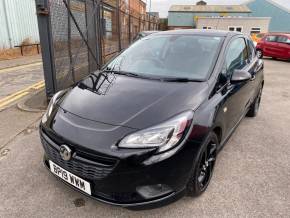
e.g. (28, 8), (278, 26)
(41, 135), (117, 180)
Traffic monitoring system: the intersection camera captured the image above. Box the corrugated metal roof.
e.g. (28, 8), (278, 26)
(169, 5), (251, 13)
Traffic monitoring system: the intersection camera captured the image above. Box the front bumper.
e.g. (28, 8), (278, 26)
(40, 128), (198, 208)
(43, 159), (184, 208)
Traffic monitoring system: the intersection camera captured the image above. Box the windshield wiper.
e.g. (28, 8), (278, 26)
(161, 77), (202, 82)
(102, 69), (156, 80)
(102, 69), (202, 82)
(102, 69), (141, 77)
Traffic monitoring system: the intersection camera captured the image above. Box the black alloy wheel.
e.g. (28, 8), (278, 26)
(256, 49), (263, 59)
(197, 141), (217, 191)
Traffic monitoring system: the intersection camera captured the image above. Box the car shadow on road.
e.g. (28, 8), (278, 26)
(262, 57), (290, 63)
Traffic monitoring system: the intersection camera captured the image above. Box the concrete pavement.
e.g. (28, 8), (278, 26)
(0, 59), (290, 217)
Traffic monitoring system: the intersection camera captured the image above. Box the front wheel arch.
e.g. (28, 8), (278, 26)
(213, 126), (222, 144)
(256, 49), (263, 59)
(186, 132), (219, 197)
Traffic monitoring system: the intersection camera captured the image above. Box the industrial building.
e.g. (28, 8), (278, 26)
(0, 0), (39, 49)
(245, 0), (290, 32)
(0, 0), (159, 50)
(168, 0), (290, 33)
(168, 4), (252, 30)
(196, 17), (271, 35)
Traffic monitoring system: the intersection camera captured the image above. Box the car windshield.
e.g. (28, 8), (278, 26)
(104, 34), (223, 81)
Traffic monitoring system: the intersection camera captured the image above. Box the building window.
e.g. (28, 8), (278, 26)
(203, 26), (212, 30)
(228, 26), (243, 32)
(250, 27), (261, 34)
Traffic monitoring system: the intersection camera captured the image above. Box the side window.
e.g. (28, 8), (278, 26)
(265, 35), (277, 42)
(277, 36), (290, 43)
(224, 38), (248, 77)
(247, 38), (256, 60)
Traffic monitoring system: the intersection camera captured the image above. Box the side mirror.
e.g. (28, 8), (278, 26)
(231, 69), (252, 83)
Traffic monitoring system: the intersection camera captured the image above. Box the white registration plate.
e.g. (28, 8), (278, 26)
(49, 160), (91, 195)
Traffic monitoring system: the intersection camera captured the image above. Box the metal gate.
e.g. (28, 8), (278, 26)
(36, 0), (159, 98)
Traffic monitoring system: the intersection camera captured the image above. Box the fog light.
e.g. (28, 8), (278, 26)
(136, 184), (173, 199)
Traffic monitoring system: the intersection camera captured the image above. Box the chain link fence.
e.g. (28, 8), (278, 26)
(36, 0), (159, 97)
(50, 0), (90, 90)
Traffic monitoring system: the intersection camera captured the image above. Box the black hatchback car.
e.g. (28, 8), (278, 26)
(40, 30), (264, 208)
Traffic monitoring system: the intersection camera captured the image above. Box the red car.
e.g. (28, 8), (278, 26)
(256, 33), (290, 60)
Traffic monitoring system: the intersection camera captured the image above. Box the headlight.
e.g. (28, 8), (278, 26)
(41, 90), (65, 123)
(118, 111), (193, 152)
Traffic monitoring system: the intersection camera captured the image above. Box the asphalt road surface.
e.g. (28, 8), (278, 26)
(0, 60), (43, 100)
(0, 59), (289, 217)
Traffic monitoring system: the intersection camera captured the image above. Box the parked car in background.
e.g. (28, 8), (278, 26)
(256, 33), (290, 60)
(133, 31), (159, 41)
(40, 30), (264, 208)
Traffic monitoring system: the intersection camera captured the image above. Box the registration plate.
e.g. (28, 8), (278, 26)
(49, 160), (91, 195)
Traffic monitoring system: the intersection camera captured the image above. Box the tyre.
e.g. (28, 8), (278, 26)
(247, 86), (263, 117)
(186, 132), (218, 197)
(256, 49), (263, 59)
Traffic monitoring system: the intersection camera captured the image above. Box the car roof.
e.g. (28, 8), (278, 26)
(265, 32), (290, 37)
(153, 29), (241, 37)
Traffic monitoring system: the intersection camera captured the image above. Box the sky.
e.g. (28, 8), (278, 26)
(148, 0), (290, 18)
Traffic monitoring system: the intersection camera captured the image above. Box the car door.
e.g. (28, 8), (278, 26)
(263, 35), (279, 57)
(220, 37), (254, 134)
(276, 35), (290, 59)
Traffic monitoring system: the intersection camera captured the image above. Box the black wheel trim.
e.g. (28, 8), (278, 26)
(197, 141), (217, 190)
(257, 50), (262, 58)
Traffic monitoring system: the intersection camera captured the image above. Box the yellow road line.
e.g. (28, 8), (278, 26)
(33, 83), (45, 90)
(0, 62), (42, 74)
(0, 92), (30, 108)
(0, 80), (45, 109)
(0, 81), (44, 104)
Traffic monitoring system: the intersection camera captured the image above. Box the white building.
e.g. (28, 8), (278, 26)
(196, 16), (271, 35)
